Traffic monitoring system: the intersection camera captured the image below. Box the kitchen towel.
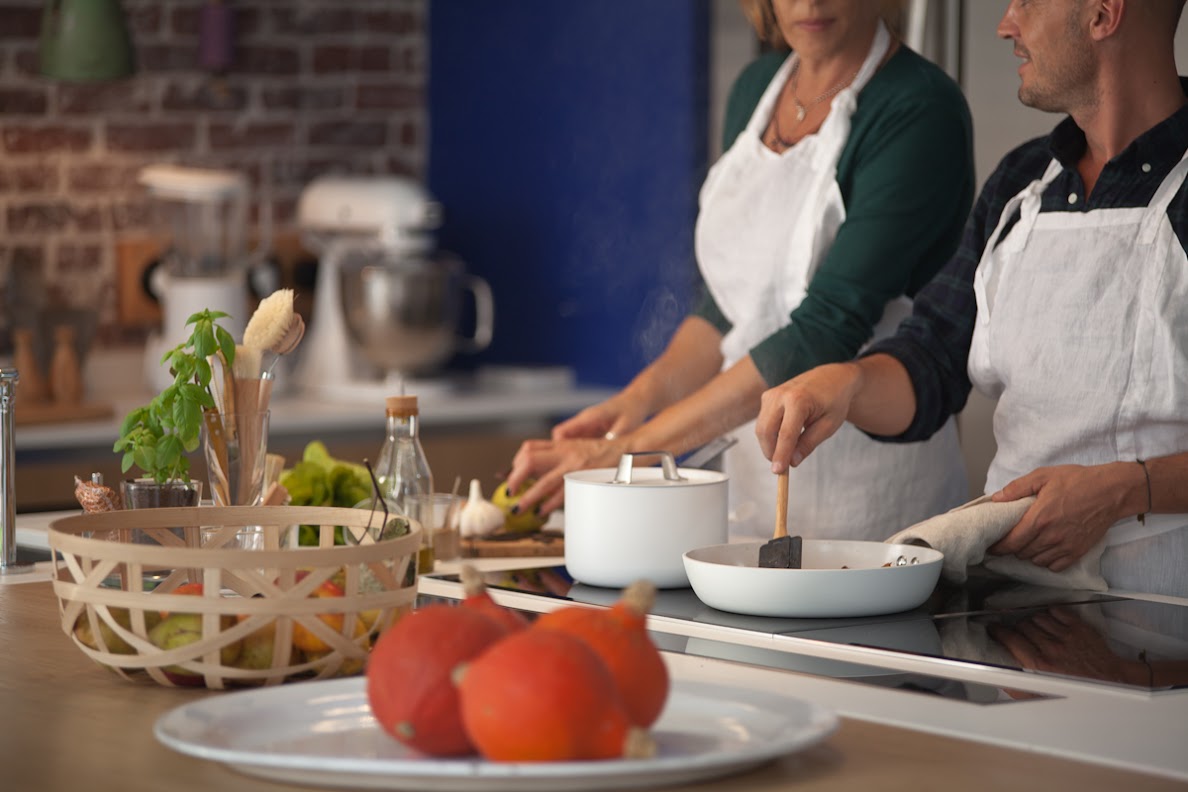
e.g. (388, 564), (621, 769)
(886, 495), (1108, 591)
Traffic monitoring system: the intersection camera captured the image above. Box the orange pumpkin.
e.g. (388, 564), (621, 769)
(291, 578), (346, 654)
(367, 603), (508, 757)
(459, 565), (529, 633)
(532, 579), (669, 727)
(456, 628), (655, 762)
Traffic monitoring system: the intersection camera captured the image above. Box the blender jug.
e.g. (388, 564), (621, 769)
(139, 164), (253, 391)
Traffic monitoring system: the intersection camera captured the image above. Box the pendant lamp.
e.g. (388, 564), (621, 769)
(39, 0), (135, 82)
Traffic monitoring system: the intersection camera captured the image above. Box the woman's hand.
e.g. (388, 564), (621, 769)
(551, 393), (649, 442)
(988, 462), (1143, 571)
(755, 363), (864, 472)
(505, 435), (632, 516)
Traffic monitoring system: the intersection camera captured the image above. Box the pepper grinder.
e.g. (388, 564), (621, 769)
(1, 369), (31, 574)
(49, 324), (82, 405)
(11, 329), (47, 404)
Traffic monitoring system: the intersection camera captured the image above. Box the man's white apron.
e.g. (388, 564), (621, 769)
(969, 147), (1188, 595)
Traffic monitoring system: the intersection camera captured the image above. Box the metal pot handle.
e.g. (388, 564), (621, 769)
(611, 451), (686, 484)
(455, 274), (494, 353)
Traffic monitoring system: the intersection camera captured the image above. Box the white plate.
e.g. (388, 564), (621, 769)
(684, 539), (944, 618)
(153, 676), (838, 791)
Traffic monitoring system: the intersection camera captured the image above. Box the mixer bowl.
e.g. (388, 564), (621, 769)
(338, 249), (494, 375)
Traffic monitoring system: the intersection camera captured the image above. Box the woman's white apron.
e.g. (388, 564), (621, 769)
(969, 147), (1188, 595)
(695, 22), (967, 541)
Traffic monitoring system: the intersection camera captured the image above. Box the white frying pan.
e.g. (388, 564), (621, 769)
(683, 539), (943, 618)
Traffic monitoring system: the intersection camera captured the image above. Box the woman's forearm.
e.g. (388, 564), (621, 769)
(630, 355), (768, 457)
(620, 316), (725, 417)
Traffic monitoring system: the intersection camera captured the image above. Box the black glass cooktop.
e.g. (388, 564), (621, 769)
(426, 566), (1188, 694)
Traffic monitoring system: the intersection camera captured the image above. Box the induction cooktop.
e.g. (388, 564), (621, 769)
(424, 566), (1188, 696)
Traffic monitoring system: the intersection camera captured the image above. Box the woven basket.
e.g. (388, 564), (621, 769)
(48, 505), (420, 689)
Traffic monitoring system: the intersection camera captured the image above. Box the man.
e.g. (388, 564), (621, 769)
(755, 0), (1188, 596)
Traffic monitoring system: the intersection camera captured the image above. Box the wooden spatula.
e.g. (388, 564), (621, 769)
(758, 470), (802, 568)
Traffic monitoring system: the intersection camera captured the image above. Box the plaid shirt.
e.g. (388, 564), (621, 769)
(865, 93), (1188, 442)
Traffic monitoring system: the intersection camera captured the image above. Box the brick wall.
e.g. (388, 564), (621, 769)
(0, 0), (426, 348)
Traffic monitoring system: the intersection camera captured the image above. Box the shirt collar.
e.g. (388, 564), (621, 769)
(1047, 76), (1188, 172)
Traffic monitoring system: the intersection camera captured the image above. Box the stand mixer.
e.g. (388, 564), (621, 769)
(139, 164), (265, 392)
(294, 176), (494, 403)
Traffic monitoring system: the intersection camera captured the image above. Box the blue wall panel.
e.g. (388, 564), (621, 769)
(428, 0), (709, 387)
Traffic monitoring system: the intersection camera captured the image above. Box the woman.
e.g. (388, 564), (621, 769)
(507, 0), (974, 541)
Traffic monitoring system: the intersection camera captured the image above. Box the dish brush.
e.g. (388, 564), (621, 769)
(459, 479), (505, 538)
(244, 288), (306, 376)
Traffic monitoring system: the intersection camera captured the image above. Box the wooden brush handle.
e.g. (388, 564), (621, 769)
(774, 470), (789, 539)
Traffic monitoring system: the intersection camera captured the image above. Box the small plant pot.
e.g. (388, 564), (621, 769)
(121, 479), (203, 510)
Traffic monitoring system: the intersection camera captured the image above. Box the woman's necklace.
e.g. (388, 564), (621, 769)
(770, 60), (861, 149)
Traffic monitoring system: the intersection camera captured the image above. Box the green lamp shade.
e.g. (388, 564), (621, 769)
(39, 0), (135, 82)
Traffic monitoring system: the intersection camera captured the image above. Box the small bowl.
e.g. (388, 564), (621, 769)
(683, 539), (943, 618)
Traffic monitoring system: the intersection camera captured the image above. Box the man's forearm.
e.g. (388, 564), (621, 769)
(1141, 453), (1188, 515)
(845, 353), (919, 437)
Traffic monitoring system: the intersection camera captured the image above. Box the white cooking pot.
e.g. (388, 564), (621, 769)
(564, 452), (728, 589)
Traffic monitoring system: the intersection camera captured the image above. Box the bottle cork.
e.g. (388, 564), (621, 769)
(385, 395), (418, 417)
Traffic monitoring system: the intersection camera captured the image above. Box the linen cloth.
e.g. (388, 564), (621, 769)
(886, 495), (1107, 591)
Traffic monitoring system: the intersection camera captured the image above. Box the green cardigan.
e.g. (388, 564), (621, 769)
(694, 45), (975, 387)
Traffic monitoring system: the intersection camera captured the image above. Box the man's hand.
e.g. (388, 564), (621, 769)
(755, 363), (864, 473)
(988, 607), (1136, 684)
(989, 462), (1142, 570)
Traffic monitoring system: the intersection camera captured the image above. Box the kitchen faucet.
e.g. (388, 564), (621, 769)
(1, 368), (31, 574)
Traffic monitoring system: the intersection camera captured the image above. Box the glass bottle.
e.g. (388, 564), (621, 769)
(374, 395), (435, 573)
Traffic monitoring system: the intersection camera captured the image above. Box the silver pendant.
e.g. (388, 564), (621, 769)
(794, 100), (807, 123)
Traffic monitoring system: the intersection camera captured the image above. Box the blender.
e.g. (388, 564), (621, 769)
(139, 164), (262, 392)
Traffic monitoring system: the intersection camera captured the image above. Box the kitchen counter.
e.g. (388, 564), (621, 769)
(13, 375), (615, 512)
(16, 380), (617, 452)
(2, 572), (1183, 792)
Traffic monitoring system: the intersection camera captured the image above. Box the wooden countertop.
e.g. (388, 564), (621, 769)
(1, 579), (1182, 792)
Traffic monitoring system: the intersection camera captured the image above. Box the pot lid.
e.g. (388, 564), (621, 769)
(565, 452), (727, 487)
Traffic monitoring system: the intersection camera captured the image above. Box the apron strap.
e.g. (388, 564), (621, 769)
(985, 158), (1062, 256)
(848, 21), (892, 97)
(1138, 148), (1188, 244)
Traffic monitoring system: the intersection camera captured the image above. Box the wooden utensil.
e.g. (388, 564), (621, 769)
(758, 470), (802, 568)
(774, 469), (788, 539)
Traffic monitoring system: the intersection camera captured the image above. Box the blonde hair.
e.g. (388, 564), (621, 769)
(739, 0), (907, 49)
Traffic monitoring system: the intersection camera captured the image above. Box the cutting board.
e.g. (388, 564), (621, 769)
(461, 531), (564, 558)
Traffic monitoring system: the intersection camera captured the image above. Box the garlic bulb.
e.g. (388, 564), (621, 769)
(459, 478), (505, 538)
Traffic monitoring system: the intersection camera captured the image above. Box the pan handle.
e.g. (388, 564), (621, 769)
(680, 435), (738, 470)
(611, 451), (685, 484)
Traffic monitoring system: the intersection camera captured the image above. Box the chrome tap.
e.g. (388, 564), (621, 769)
(1, 368), (31, 574)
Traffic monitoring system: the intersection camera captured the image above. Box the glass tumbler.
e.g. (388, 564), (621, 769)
(407, 492), (462, 570)
(203, 410), (270, 507)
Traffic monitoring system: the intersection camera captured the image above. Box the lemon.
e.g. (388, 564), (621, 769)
(491, 480), (548, 533)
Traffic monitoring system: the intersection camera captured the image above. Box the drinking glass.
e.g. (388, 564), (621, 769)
(204, 411), (270, 507)
(407, 492), (462, 569)
(117, 479), (203, 588)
